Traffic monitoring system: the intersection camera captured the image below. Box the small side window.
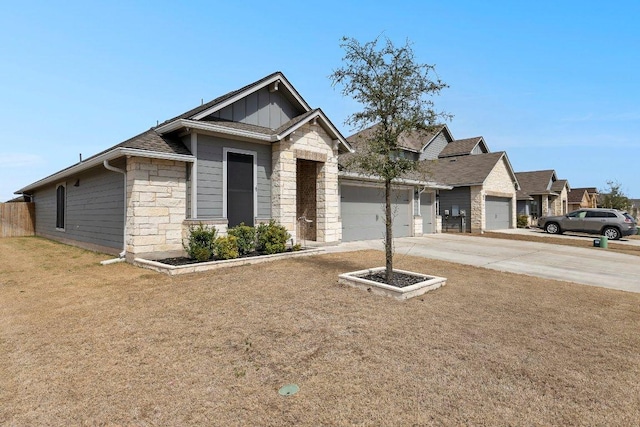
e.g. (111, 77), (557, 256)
(56, 184), (66, 230)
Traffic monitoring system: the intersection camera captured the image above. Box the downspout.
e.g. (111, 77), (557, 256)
(103, 159), (127, 258)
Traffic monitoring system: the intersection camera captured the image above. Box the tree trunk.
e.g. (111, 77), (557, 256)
(385, 178), (393, 283)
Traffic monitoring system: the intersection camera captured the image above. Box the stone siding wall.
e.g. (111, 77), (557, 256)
(272, 123), (341, 243)
(126, 157), (187, 260)
(471, 157), (517, 232)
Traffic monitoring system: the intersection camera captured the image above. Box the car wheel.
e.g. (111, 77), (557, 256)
(544, 222), (561, 234)
(602, 227), (621, 240)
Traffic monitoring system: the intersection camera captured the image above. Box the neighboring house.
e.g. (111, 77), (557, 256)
(629, 199), (640, 221)
(16, 72), (356, 260)
(515, 170), (570, 224)
(567, 187), (598, 211)
(421, 130), (519, 233)
(339, 125), (452, 242)
(343, 125), (520, 234)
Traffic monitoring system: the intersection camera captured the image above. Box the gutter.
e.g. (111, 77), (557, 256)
(103, 159), (127, 258)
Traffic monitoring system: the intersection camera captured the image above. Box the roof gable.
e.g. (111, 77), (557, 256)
(514, 170), (558, 195)
(438, 136), (489, 158)
(427, 152), (515, 187)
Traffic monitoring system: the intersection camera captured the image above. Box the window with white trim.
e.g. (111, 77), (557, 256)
(56, 183), (66, 230)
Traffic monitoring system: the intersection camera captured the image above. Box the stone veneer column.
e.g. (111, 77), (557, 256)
(271, 139), (297, 234)
(126, 157), (187, 260)
(470, 186), (484, 233)
(271, 123), (341, 243)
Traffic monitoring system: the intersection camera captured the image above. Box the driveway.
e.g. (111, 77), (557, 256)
(328, 233), (640, 293)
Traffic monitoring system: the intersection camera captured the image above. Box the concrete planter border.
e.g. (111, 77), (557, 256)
(338, 267), (447, 300)
(134, 247), (323, 276)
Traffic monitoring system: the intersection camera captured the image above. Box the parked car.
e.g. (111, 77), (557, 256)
(537, 208), (638, 240)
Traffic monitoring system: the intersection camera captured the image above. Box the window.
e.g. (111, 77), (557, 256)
(56, 184), (66, 230)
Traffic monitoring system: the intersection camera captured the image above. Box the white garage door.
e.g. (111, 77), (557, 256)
(486, 196), (511, 230)
(341, 185), (411, 242)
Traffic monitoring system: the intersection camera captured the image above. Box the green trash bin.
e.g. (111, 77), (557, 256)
(599, 236), (608, 249)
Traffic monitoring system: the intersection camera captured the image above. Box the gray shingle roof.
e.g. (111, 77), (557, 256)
(551, 178), (568, 192)
(426, 152), (508, 186)
(346, 124), (445, 152)
(438, 137), (484, 158)
(568, 188), (588, 203)
(514, 170), (557, 195)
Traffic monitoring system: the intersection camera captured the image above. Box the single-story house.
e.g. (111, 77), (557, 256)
(15, 72), (454, 259)
(515, 170), (570, 224)
(567, 187), (598, 212)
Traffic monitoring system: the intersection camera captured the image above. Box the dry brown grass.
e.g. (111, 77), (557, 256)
(1, 237), (640, 426)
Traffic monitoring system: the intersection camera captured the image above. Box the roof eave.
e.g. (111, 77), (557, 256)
(339, 171), (452, 189)
(16, 148), (195, 194)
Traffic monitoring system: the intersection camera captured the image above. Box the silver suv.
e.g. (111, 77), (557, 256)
(537, 208), (638, 240)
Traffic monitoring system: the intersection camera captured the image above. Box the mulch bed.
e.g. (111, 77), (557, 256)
(358, 271), (426, 288)
(156, 248), (303, 266)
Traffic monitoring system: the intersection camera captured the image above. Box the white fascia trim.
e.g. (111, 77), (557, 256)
(190, 74), (311, 121)
(156, 119), (273, 142)
(191, 133), (198, 219)
(275, 110), (353, 153)
(339, 171), (452, 189)
(16, 148), (194, 194)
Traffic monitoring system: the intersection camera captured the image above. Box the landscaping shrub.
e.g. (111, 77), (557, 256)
(256, 220), (290, 254)
(214, 235), (239, 260)
(517, 215), (529, 228)
(184, 223), (217, 262)
(228, 223), (256, 255)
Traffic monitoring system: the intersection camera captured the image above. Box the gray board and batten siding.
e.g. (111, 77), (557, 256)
(420, 132), (450, 161)
(439, 186), (471, 232)
(340, 184), (411, 242)
(33, 164), (125, 251)
(204, 86), (305, 129)
(195, 134), (272, 221)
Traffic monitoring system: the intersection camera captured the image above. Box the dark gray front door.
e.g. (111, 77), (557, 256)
(227, 152), (254, 227)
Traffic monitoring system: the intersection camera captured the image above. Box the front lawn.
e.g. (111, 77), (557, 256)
(1, 237), (639, 425)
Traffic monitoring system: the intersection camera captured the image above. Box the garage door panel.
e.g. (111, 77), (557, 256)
(341, 185), (411, 242)
(421, 193), (434, 234)
(486, 196), (511, 230)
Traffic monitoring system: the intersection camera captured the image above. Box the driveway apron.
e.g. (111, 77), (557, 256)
(329, 234), (640, 293)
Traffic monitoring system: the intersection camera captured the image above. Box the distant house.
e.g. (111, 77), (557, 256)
(516, 170), (569, 224)
(568, 187), (598, 211)
(344, 125), (520, 234)
(629, 199), (640, 221)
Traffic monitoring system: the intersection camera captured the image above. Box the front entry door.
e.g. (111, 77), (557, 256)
(227, 152), (254, 227)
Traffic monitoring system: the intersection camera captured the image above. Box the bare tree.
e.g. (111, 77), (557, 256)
(330, 36), (450, 282)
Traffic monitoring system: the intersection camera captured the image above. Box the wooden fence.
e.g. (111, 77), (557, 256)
(0, 202), (35, 237)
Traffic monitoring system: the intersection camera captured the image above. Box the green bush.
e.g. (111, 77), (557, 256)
(517, 215), (529, 228)
(184, 223), (217, 261)
(228, 223), (256, 255)
(256, 220), (290, 254)
(215, 235), (239, 260)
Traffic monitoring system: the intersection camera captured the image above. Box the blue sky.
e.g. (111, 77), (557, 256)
(1, 0), (639, 201)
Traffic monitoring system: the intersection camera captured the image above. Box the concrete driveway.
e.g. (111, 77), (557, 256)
(328, 233), (640, 293)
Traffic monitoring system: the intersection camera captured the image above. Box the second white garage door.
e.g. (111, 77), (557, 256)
(485, 196), (512, 230)
(341, 185), (411, 242)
